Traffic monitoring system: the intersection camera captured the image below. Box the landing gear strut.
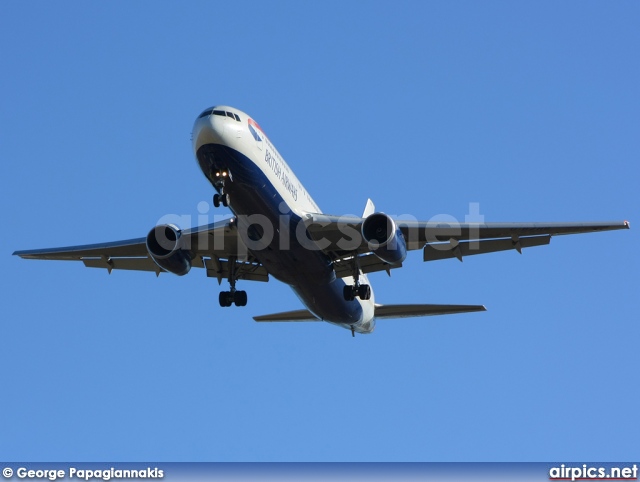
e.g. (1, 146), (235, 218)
(212, 169), (230, 207)
(218, 256), (247, 307)
(343, 254), (371, 301)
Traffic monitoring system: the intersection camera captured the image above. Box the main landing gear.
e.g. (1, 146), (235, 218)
(343, 254), (371, 301)
(212, 169), (230, 207)
(343, 283), (371, 301)
(219, 289), (247, 307)
(218, 256), (248, 307)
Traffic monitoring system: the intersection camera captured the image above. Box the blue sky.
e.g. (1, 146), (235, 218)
(1, 1), (638, 462)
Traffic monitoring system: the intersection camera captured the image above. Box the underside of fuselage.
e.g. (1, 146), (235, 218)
(196, 143), (372, 331)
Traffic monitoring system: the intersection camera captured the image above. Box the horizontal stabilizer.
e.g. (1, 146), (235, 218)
(254, 304), (486, 323)
(254, 309), (320, 322)
(374, 303), (486, 319)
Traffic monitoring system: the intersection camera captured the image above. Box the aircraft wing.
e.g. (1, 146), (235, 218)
(303, 214), (630, 272)
(13, 218), (269, 283)
(14, 213), (630, 280)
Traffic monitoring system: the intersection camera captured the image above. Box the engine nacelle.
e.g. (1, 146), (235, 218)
(361, 212), (407, 265)
(146, 224), (191, 276)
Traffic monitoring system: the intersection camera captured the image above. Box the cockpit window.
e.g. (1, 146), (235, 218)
(198, 108), (214, 119)
(210, 109), (241, 122)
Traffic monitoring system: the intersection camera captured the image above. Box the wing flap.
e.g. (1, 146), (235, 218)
(374, 303), (486, 319)
(333, 253), (402, 278)
(423, 235), (550, 262)
(82, 257), (160, 272)
(204, 257), (269, 283)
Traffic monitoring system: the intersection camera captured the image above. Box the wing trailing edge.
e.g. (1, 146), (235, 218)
(423, 235), (550, 262)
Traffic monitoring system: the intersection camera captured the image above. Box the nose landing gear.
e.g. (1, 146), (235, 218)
(212, 169), (230, 207)
(213, 193), (228, 208)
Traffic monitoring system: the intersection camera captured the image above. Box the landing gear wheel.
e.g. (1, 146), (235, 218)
(219, 291), (233, 307)
(343, 285), (356, 301)
(358, 284), (371, 300)
(213, 193), (229, 208)
(234, 290), (247, 307)
(219, 290), (247, 307)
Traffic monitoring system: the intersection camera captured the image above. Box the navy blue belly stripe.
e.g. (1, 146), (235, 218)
(196, 143), (363, 325)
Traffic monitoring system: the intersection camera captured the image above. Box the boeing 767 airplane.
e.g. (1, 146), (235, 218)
(14, 106), (630, 335)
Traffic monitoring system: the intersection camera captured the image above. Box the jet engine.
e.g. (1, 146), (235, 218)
(361, 212), (407, 265)
(146, 224), (192, 276)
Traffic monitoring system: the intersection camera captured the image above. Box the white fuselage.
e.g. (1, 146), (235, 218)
(191, 106), (376, 333)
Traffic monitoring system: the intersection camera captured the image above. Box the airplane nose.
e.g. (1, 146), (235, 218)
(192, 114), (225, 154)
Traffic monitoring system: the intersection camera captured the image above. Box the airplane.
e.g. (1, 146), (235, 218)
(14, 105), (630, 336)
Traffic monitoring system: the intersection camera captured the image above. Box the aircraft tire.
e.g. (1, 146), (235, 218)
(358, 284), (371, 300)
(234, 290), (247, 307)
(219, 291), (232, 307)
(343, 285), (355, 301)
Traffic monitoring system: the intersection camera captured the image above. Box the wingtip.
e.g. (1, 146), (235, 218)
(624, 220), (630, 229)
